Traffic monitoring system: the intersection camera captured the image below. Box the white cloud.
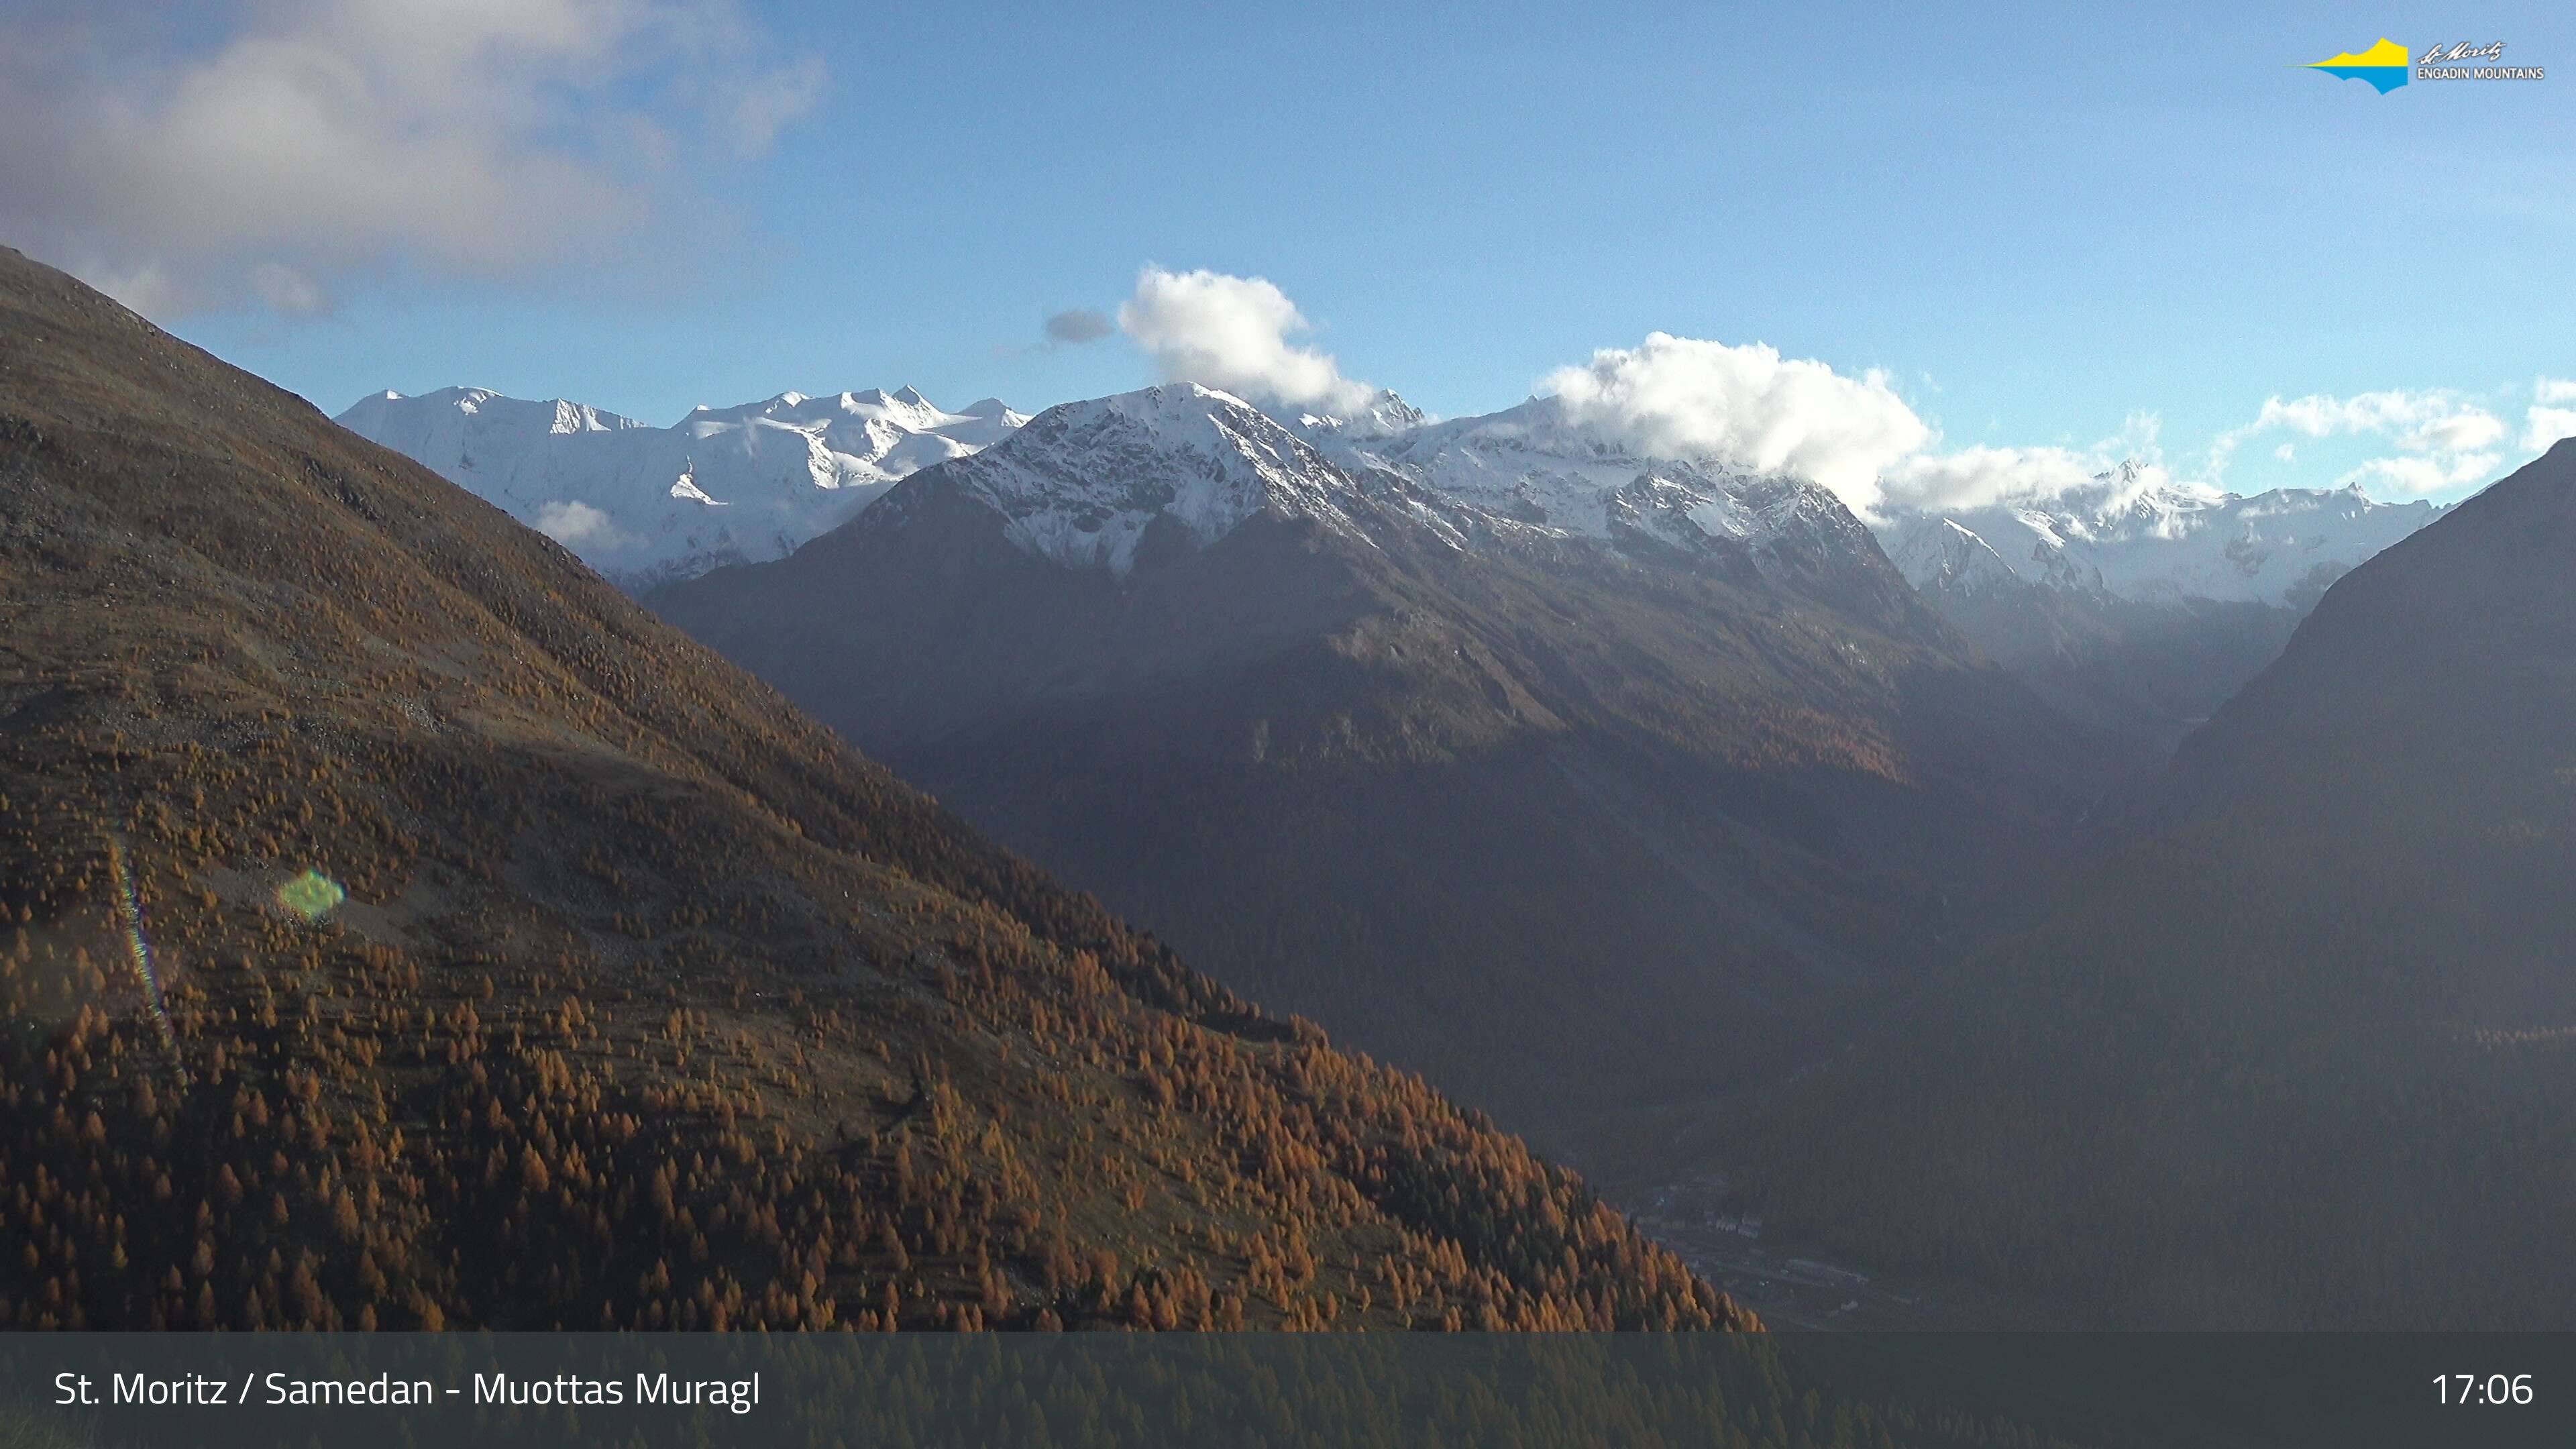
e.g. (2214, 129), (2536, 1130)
(2526, 377), (2576, 452)
(1118, 266), (1378, 414)
(2341, 453), (2501, 495)
(1879, 445), (2118, 514)
(2218, 389), (2504, 455)
(2209, 388), (2509, 498)
(533, 500), (625, 549)
(1120, 264), (2554, 516)
(78, 259), (191, 320)
(1044, 308), (1114, 345)
(1526, 339), (2175, 519)
(2108, 411), (2163, 455)
(1513, 338), (2549, 511)
(0, 0), (825, 318)
(2408, 409), (2507, 453)
(1539, 333), (1931, 513)
(2526, 409), (2576, 452)
(718, 53), (827, 156)
(249, 261), (332, 319)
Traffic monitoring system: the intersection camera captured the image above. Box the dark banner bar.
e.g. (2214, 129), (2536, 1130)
(3, 1332), (2573, 1448)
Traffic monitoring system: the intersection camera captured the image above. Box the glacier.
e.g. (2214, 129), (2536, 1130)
(336, 385), (1030, 590)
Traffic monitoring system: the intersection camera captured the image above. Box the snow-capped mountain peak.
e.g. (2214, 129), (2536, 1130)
(873, 383), (1888, 600)
(908, 382), (1389, 574)
(334, 386), (647, 472)
(1290, 388), (1428, 441)
(350, 372), (1900, 604)
(1878, 461), (2444, 608)
(1884, 517), (2026, 600)
(1316, 392), (1876, 580)
(338, 384), (1027, 590)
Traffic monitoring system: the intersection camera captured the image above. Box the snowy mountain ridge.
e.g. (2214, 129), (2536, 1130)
(335, 384), (1030, 590)
(344, 374), (1911, 596)
(884, 382), (1881, 588)
(1878, 460), (2445, 609)
(1337, 394), (1874, 574)
(345, 375), (2440, 615)
(888, 382), (1426, 574)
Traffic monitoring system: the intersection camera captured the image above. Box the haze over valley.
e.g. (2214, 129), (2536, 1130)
(336, 283), (2575, 1328)
(10, 0), (2575, 1350)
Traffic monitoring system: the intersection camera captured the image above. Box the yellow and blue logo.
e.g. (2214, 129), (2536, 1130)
(2304, 38), (2412, 93)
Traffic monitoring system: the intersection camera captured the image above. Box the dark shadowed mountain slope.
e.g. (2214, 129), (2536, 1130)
(1730, 441), (2576, 1327)
(0, 247), (1739, 1332)
(651, 384), (2131, 1170)
(1913, 574), (2310, 751)
(1879, 470), (2435, 750)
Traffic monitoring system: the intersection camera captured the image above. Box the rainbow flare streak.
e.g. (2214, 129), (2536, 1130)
(105, 837), (180, 1063)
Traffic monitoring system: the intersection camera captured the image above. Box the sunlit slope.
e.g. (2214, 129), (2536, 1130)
(0, 246), (1737, 1332)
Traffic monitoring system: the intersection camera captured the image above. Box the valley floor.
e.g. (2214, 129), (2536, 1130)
(1623, 1171), (2088, 1331)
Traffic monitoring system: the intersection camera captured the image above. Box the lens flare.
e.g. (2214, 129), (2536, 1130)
(105, 836), (179, 1061)
(275, 868), (345, 922)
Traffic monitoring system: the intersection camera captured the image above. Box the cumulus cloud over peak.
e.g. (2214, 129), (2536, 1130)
(1521, 331), (2169, 517)
(2526, 376), (2576, 453)
(1538, 333), (1931, 513)
(0, 0), (826, 318)
(1882, 445), (2122, 515)
(1875, 415), (2201, 517)
(1118, 266), (1379, 414)
(1104, 266), (2544, 517)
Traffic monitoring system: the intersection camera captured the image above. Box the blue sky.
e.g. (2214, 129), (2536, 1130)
(4, 0), (2571, 508)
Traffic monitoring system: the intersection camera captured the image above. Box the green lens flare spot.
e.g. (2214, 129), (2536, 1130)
(274, 869), (346, 922)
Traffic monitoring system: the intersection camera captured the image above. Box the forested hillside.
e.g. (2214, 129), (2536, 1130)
(0, 247), (1735, 1334)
